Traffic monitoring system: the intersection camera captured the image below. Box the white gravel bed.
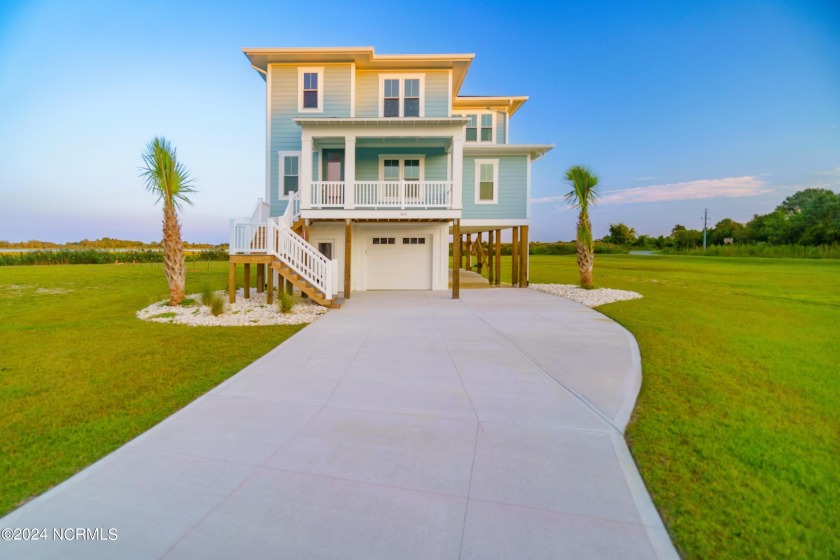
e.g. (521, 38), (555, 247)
(529, 283), (643, 308)
(136, 289), (328, 326)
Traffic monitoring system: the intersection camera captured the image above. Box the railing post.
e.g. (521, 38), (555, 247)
(345, 137), (355, 209)
(229, 219), (237, 254)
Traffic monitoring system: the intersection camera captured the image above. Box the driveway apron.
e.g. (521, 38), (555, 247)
(0, 290), (678, 559)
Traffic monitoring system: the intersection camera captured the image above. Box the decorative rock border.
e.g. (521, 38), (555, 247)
(136, 289), (328, 326)
(529, 283), (643, 307)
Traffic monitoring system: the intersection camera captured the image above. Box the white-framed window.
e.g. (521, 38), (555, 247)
(474, 159), (499, 204)
(460, 111), (495, 143)
(278, 151), (301, 199)
(298, 67), (324, 113)
(379, 74), (425, 117)
(378, 155), (425, 181)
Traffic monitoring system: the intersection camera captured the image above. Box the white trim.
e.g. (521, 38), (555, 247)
(317, 148), (323, 181)
(378, 154), (426, 181)
(278, 150), (302, 200)
(265, 65), (272, 203)
(301, 209), (460, 220)
(526, 154), (532, 219)
(460, 219), (530, 227)
(378, 73), (426, 118)
(297, 67), (324, 113)
(455, 110), (495, 143)
(474, 159), (499, 205)
(349, 63), (356, 118)
(505, 113), (509, 143)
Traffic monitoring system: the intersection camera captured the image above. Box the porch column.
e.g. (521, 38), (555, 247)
(519, 225), (529, 288)
(344, 136), (356, 209)
(451, 140), (464, 209)
(228, 262), (236, 303)
(494, 229), (501, 286)
(476, 232), (483, 274)
(452, 220), (460, 299)
(244, 263), (251, 299)
(488, 230), (495, 284)
(466, 233), (472, 271)
(301, 131), (313, 210)
(511, 227), (519, 287)
(256, 264), (264, 294)
(344, 219), (352, 298)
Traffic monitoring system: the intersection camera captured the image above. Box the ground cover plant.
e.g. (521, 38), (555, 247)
(0, 262), (302, 516)
(495, 255), (839, 559)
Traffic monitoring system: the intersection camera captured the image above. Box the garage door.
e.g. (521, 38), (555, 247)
(367, 235), (432, 290)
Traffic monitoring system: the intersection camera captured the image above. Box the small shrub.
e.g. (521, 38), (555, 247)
(279, 292), (296, 314)
(151, 312), (176, 319)
(200, 285), (214, 306)
(209, 294), (225, 316)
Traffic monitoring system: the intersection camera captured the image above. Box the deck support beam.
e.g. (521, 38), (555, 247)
(452, 219), (460, 299)
(466, 233), (472, 271)
(344, 219), (352, 298)
(511, 227), (519, 287)
(487, 230), (494, 285)
(228, 262), (236, 303)
(494, 229), (501, 286)
(243, 263), (251, 299)
(519, 225), (529, 288)
(256, 264), (264, 294)
(266, 264), (274, 304)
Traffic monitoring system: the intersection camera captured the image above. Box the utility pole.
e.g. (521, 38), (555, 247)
(702, 208), (709, 252)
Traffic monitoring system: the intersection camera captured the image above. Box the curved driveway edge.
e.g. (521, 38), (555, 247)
(1, 290), (678, 560)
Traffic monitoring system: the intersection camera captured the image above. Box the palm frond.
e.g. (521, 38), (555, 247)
(139, 137), (196, 210)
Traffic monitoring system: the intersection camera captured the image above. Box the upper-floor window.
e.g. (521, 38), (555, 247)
(298, 67), (324, 113)
(474, 159), (499, 204)
(279, 151), (300, 198)
(462, 112), (495, 143)
(379, 75), (425, 118)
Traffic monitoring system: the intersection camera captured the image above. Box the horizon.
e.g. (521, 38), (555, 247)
(2, 0), (838, 243)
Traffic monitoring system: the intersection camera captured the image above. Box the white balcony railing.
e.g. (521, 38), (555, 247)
(308, 181), (452, 209)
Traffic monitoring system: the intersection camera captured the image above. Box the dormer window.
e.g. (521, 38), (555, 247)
(298, 68), (324, 113)
(379, 75), (425, 117)
(462, 112), (495, 143)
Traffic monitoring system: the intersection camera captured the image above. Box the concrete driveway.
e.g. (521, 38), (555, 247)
(0, 290), (678, 559)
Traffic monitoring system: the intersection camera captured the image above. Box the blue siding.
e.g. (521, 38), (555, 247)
(354, 71), (449, 118)
(355, 147), (447, 180)
(461, 155), (528, 219)
(496, 111), (506, 144)
(268, 64), (352, 216)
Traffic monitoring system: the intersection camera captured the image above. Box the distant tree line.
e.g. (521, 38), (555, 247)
(0, 237), (225, 249)
(601, 188), (840, 249)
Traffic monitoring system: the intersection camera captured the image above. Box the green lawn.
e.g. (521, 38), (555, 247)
(499, 255), (838, 559)
(0, 262), (302, 516)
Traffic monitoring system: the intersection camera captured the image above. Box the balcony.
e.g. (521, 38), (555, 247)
(307, 181), (453, 210)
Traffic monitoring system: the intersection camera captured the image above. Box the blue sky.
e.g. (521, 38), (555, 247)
(1, 0), (838, 243)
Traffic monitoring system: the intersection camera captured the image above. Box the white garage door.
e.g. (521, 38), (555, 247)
(367, 235), (432, 290)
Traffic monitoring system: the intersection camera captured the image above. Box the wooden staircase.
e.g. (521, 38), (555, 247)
(271, 260), (343, 309)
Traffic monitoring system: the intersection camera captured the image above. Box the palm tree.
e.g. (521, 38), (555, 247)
(564, 165), (600, 289)
(140, 137), (195, 306)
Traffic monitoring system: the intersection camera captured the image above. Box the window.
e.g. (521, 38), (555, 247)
(402, 237), (426, 245)
(379, 155), (425, 182)
(298, 67), (323, 113)
(379, 75), (424, 117)
(279, 151), (301, 198)
(460, 112), (495, 143)
(384, 79), (400, 117)
(372, 237), (396, 245)
(474, 159), (499, 204)
(404, 79), (420, 117)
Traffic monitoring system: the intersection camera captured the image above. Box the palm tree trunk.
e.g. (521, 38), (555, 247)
(577, 213), (595, 289)
(162, 204), (186, 306)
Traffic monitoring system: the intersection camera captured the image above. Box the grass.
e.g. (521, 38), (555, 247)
(659, 242), (840, 259)
(509, 255), (839, 559)
(0, 262), (302, 516)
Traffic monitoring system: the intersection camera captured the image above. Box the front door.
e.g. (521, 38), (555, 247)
(326, 153), (342, 182)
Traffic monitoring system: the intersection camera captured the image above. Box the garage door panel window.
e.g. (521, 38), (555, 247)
(402, 237), (426, 245)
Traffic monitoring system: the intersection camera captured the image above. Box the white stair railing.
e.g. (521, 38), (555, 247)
(267, 190), (337, 299)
